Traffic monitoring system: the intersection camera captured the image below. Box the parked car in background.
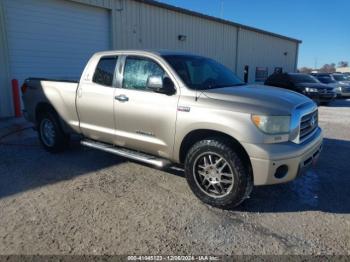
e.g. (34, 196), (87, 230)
(265, 73), (336, 105)
(312, 73), (350, 98)
(333, 73), (350, 84)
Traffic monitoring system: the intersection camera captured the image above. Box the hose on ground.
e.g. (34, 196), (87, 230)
(0, 126), (39, 147)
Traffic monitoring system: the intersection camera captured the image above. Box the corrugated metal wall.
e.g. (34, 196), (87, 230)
(237, 29), (298, 83)
(113, 0), (298, 82)
(0, 1), (11, 117)
(71, 0), (113, 9)
(114, 0), (238, 72)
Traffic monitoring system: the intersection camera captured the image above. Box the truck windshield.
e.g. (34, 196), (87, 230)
(333, 74), (347, 81)
(317, 76), (336, 84)
(289, 74), (320, 84)
(163, 55), (245, 90)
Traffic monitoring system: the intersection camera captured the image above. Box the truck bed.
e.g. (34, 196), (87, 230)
(22, 78), (81, 133)
(26, 77), (79, 83)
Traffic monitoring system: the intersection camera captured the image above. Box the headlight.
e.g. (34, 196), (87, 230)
(305, 87), (319, 93)
(335, 87), (342, 92)
(251, 115), (290, 134)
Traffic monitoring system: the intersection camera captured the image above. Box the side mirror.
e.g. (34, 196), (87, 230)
(146, 76), (175, 96)
(146, 75), (163, 90)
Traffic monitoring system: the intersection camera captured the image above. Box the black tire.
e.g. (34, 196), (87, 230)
(184, 138), (253, 208)
(37, 110), (70, 153)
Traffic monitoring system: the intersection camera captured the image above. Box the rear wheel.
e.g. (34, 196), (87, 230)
(184, 139), (253, 208)
(37, 110), (70, 153)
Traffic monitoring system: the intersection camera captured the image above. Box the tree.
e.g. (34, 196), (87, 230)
(338, 61), (349, 68)
(319, 63), (336, 73)
(298, 67), (313, 74)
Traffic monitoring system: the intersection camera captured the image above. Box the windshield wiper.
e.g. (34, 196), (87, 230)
(207, 83), (246, 89)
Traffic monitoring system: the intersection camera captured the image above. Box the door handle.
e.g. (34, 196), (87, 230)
(77, 88), (82, 98)
(115, 94), (129, 102)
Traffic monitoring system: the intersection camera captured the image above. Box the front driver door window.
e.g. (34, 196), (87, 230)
(123, 57), (165, 91)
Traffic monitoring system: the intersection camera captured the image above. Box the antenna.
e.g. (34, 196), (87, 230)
(220, 0), (224, 18)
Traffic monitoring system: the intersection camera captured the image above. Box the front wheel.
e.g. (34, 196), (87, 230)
(37, 110), (70, 153)
(184, 139), (253, 208)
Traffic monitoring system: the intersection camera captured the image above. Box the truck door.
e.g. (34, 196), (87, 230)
(76, 56), (118, 144)
(113, 55), (179, 159)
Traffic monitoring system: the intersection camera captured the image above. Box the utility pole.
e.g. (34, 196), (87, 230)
(314, 57), (318, 70)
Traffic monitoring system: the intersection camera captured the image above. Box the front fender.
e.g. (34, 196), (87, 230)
(172, 106), (265, 163)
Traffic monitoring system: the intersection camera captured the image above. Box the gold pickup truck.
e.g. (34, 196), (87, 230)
(22, 50), (323, 208)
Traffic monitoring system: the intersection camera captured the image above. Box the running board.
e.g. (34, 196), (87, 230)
(81, 139), (171, 168)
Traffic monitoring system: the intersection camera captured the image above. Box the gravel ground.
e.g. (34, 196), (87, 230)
(0, 99), (349, 255)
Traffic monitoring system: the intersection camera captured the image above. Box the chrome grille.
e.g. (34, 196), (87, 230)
(343, 87), (350, 93)
(319, 88), (334, 94)
(299, 110), (318, 142)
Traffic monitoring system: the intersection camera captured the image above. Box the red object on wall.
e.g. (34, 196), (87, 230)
(11, 79), (22, 117)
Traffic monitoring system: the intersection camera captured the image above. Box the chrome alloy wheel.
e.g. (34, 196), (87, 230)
(40, 118), (55, 147)
(193, 152), (234, 198)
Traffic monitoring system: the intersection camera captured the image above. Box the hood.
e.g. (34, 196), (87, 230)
(337, 81), (350, 85)
(325, 83), (340, 88)
(295, 82), (333, 89)
(325, 82), (350, 88)
(203, 84), (313, 115)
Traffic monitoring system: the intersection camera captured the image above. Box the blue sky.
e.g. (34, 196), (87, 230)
(159, 0), (349, 69)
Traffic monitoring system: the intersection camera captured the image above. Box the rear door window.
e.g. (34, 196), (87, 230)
(93, 56), (118, 87)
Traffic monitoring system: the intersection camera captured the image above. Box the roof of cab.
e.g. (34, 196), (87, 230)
(94, 49), (199, 57)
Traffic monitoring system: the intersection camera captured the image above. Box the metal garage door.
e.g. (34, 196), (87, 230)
(3, 0), (111, 84)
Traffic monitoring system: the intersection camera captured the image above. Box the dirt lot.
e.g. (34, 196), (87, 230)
(0, 99), (349, 255)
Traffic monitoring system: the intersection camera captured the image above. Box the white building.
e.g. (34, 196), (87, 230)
(0, 0), (301, 117)
(337, 67), (350, 73)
